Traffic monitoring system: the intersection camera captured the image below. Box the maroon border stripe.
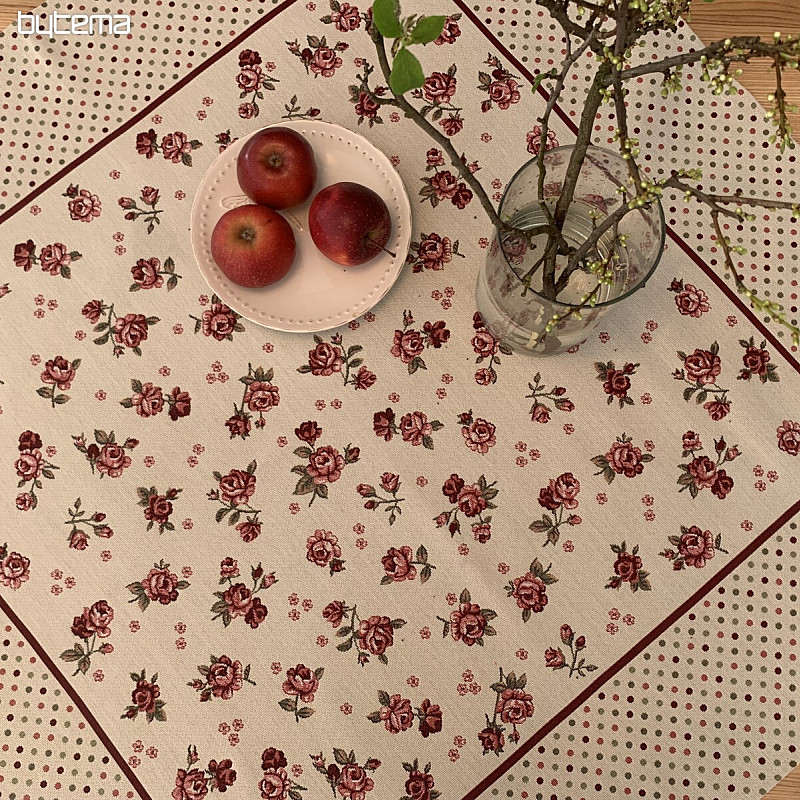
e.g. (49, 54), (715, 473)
(461, 496), (800, 800)
(452, 0), (800, 375)
(0, 593), (154, 800)
(0, 0), (300, 225)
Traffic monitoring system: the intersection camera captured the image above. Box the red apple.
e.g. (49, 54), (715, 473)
(309, 182), (393, 266)
(237, 127), (317, 209)
(210, 204), (296, 288)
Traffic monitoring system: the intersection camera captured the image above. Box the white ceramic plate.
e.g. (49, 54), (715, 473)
(190, 120), (412, 332)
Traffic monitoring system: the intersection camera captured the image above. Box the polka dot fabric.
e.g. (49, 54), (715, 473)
(0, 617), (140, 800)
(476, 521), (799, 799)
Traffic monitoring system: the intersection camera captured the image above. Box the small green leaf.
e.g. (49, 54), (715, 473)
(390, 47), (425, 96)
(372, 0), (403, 38)
(409, 15), (446, 44)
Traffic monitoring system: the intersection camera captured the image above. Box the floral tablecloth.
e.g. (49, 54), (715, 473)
(1, 2), (799, 799)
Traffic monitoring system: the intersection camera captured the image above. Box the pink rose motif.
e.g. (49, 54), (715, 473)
(710, 470), (734, 499)
(337, 763), (374, 800)
(428, 171), (458, 200)
(41, 356), (75, 390)
(323, 600), (345, 628)
(742, 345), (770, 377)
(306, 529), (341, 567)
(236, 521), (261, 543)
(415, 233), (452, 271)
(687, 455), (717, 489)
(239, 102), (259, 119)
(112, 313), (149, 349)
(0, 552), (31, 590)
(456, 484), (486, 517)
(382, 546), (416, 582)
(704, 400), (730, 420)
(449, 602), (486, 646)
(244, 381), (280, 413)
(308, 342), (343, 375)
(777, 419), (800, 456)
(172, 768), (209, 800)
(472, 329), (499, 358)
(201, 303), (237, 340)
(461, 418), (496, 454)
(605, 441), (643, 477)
(161, 132), (192, 163)
(96, 444), (132, 478)
(678, 526), (715, 568)
(511, 573), (548, 612)
(423, 72), (457, 104)
(426, 148), (444, 167)
(82, 299), (103, 323)
(405, 769), (435, 800)
(142, 566), (180, 604)
(684, 349), (721, 385)
(68, 189), (102, 222)
(526, 126), (558, 155)
(451, 183), (473, 209)
(39, 243), (71, 275)
(531, 405), (550, 424)
(373, 408), (395, 441)
(238, 49), (261, 67)
(399, 411), (432, 446)
(682, 431), (702, 451)
(144, 494), (173, 525)
(236, 65), (263, 92)
(168, 387), (191, 420)
(675, 284), (710, 317)
(355, 91), (379, 119)
(331, 2), (361, 31)
(282, 664), (319, 702)
(544, 647), (565, 668)
(552, 472), (580, 509)
(391, 329), (425, 363)
(219, 469), (256, 506)
(439, 116), (463, 136)
(307, 445), (345, 484)
(488, 78), (520, 109)
(379, 694), (414, 733)
(222, 583), (253, 617)
(136, 128), (158, 159)
(86, 600), (114, 638)
(207, 655), (244, 699)
(435, 16), (460, 44)
(131, 258), (163, 289)
(16, 493), (35, 511)
(133, 382), (164, 418)
(496, 688), (534, 724)
(310, 46), (343, 77)
(357, 615), (394, 656)
(141, 186), (160, 206)
(14, 240), (35, 270)
(259, 768), (290, 800)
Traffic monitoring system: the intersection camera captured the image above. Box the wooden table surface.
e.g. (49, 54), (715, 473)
(0, 1), (798, 798)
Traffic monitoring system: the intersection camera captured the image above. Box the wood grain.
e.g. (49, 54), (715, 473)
(0, 0), (798, 796)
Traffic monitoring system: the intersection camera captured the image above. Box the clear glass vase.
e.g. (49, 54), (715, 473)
(475, 145), (665, 356)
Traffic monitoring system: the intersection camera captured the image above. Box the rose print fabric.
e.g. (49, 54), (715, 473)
(1, 1), (799, 799)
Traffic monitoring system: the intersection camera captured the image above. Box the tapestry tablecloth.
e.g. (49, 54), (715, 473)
(1, 2), (799, 799)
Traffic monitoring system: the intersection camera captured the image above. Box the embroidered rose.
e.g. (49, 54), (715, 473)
(603, 368), (631, 398)
(399, 412), (432, 446)
(687, 455), (717, 489)
(678, 526), (715, 568)
(133, 382), (164, 417)
(201, 304), (237, 340)
(337, 764), (374, 800)
(0, 552), (30, 590)
(132, 679), (160, 713)
(307, 445), (345, 484)
(684, 349), (721, 385)
(323, 600), (345, 628)
(382, 546), (416, 582)
(379, 694), (414, 733)
(259, 768), (291, 800)
(488, 78), (520, 109)
(613, 551), (642, 585)
(142, 565), (180, 604)
(423, 72), (457, 103)
(674, 284), (710, 317)
(207, 655), (244, 699)
(416, 233), (452, 271)
(39, 243), (71, 275)
(96, 444), (131, 478)
(606, 441), (643, 477)
(131, 257), (163, 289)
(222, 583), (253, 618)
(306, 529), (341, 567)
(391, 329), (425, 363)
(15, 449), (44, 481)
(310, 47), (343, 77)
(456, 484), (486, 517)
(461, 418), (496, 454)
(308, 342), (343, 375)
(282, 664), (319, 702)
(449, 602), (486, 646)
(405, 769), (435, 800)
(112, 313), (149, 349)
(496, 688), (534, 724)
(510, 573), (548, 613)
(219, 469), (256, 506)
(68, 189), (102, 222)
(357, 615), (394, 656)
(777, 419), (800, 456)
(161, 132), (192, 163)
(244, 381), (280, 413)
(172, 768), (209, 800)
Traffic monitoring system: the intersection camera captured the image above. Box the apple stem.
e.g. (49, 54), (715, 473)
(366, 235), (396, 259)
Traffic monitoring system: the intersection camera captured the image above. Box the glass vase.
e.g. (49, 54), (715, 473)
(475, 145), (665, 356)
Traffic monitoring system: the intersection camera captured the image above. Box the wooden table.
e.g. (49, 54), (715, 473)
(0, 1), (798, 798)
